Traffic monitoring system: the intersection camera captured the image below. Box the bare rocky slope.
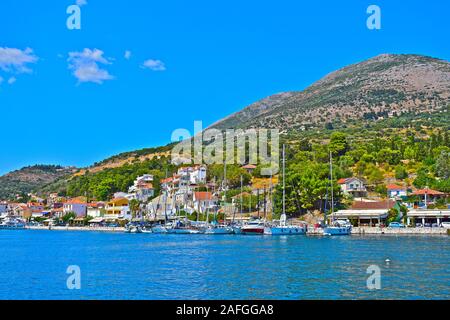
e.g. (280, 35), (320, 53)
(210, 54), (450, 131)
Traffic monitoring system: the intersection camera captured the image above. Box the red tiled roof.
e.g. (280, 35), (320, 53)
(351, 200), (396, 210)
(412, 189), (445, 196)
(161, 177), (173, 184)
(137, 182), (153, 189)
(194, 192), (213, 201)
(386, 184), (406, 190)
(337, 178), (348, 184)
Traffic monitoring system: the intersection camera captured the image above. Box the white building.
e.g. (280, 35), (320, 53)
(128, 174), (155, 202)
(337, 177), (367, 198)
(190, 166), (207, 184)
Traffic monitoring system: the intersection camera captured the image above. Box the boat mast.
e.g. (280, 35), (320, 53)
(240, 175), (243, 215)
(223, 160), (227, 224)
(329, 151), (334, 222)
(282, 144), (286, 216)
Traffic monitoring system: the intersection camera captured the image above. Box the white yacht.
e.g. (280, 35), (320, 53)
(0, 217), (26, 229)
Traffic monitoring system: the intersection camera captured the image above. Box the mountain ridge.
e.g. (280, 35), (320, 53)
(210, 54), (450, 131)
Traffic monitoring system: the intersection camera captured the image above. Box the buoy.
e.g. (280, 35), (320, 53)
(385, 259), (391, 264)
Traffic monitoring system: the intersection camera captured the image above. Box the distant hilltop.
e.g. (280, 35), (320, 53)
(0, 165), (78, 200)
(210, 54), (450, 131)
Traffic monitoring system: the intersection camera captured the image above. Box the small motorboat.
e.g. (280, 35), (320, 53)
(241, 220), (265, 235)
(323, 220), (352, 236)
(124, 224), (143, 233)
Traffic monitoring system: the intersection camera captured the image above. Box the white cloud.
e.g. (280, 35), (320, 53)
(67, 48), (114, 84)
(0, 47), (38, 74)
(142, 59), (166, 71)
(76, 0), (87, 6)
(124, 50), (132, 60)
(7, 77), (16, 85)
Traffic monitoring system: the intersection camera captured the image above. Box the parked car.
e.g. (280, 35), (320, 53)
(431, 223), (439, 228)
(415, 223), (423, 228)
(424, 223), (432, 228)
(440, 222), (450, 229)
(388, 222), (405, 228)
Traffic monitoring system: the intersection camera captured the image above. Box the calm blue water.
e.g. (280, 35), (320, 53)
(0, 230), (448, 300)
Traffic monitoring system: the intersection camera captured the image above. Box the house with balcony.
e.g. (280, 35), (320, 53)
(337, 177), (367, 198)
(104, 198), (131, 220)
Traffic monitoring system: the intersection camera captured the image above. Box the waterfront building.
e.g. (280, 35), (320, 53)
(104, 198), (131, 220)
(410, 188), (447, 208)
(87, 202), (105, 218)
(333, 199), (400, 226)
(407, 209), (450, 226)
(63, 198), (87, 217)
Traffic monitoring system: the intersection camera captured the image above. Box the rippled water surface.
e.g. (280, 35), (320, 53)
(0, 230), (448, 299)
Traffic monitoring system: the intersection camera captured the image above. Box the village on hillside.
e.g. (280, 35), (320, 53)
(0, 161), (449, 230)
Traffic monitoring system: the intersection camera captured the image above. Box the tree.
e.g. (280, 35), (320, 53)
(129, 199), (140, 219)
(394, 165), (408, 180)
(435, 150), (450, 179)
(329, 132), (349, 156)
(62, 212), (77, 223)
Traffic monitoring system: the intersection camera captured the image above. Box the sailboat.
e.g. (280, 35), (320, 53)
(151, 187), (169, 233)
(204, 162), (234, 235)
(323, 151), (352, 236)
(264, 144), (307, 236)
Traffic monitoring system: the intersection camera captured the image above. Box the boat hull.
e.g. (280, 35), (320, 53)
(151, 225), (168, 233)
(0, 225), (26, 230)
(323, 226), (352, 236)
(264, 226), (307, 235)
(204, 227), (234, 235)
(241, 227), (265, 235)
(167, 228), (202, 234)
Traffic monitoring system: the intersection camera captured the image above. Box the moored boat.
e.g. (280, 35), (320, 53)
(264, 214), (307, 235)
(241, 220), (265, 235)
(204, 224), (234, 235)
(151, 224), (168, 233)
(0, 217), (26, 230)
(124, 224), (142, 233)
(323, 220), (352, 236)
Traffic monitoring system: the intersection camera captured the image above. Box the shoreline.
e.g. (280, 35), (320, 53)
(25, 226), (125, 232)
(20, 225), (450, 235)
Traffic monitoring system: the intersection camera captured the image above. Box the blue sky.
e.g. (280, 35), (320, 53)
(0, 0), (449, 174)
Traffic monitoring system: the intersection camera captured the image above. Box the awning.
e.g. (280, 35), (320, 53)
(89, 217), (105, 223)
